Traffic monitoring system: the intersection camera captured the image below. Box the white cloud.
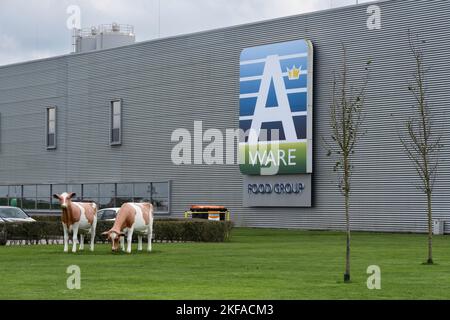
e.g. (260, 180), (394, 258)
(0, 0), (373, 66)
(0, 49), (54, 67)
(0, 34), (19, 50)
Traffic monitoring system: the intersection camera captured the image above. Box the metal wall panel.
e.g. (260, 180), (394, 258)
(1, 0), (450, 233)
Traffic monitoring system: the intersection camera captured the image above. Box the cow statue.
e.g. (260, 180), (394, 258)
(53, 192), (98, 253)
(102, 202), (154, 253)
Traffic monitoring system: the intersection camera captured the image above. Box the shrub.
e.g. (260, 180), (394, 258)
(2, 222), (62, 244)
(95, 221), (114, 243)
(31, 215), (61, 222)
(154, 219), (234, 242)
(0, 227), (6, 246)
(2, 219), (233, 244)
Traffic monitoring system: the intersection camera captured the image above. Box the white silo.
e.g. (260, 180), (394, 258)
(74, 27), (97, 53)
(73, 23), (135, 53)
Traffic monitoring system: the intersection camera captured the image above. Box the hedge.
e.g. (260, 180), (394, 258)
(0, 218), (233, 245)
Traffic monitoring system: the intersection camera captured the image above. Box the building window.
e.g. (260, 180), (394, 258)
(151, 182), (170, 213)
(23, 185), (37, 210)
(0, 113), (2, 152)
(99, 183), (115, 209)
(0, 186), (8, 206)
(0, 181), (170, 214)
(116, 183), (133, 207)
(110, 100), (122, 145)
(46, 107), (57, 149)
(83, 184), (99, 203)
(8, 185), (22, 207)
(134, 183), (151, 203)
(37, 185), (51, 210)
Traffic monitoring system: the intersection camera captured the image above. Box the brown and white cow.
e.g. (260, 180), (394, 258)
(102, 202), (154, 253)
(53, 192), (98, 253)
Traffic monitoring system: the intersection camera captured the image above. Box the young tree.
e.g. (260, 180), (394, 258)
(324, 44), (370, 283)
(400, 31), (443, 265)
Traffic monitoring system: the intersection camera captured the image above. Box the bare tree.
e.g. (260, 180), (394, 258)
(400, 31), (443, 265)
(324, 44), (370, 283)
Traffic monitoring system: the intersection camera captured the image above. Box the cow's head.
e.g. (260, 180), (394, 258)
(102, 229), (126, 252)
(53, 192), (76, 209)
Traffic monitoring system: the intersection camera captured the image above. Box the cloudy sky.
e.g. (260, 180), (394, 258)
(0, 0), (374, 66)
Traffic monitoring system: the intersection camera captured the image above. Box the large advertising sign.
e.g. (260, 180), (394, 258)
(239, 39), (313, 175)
(240, 39), (313, 207)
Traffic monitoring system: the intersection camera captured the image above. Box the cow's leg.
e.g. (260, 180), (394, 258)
(120, 236), (125, 251)
(62, 223), (69, 253)
(79, 234), (84, 251)
(147, 220), (153, 252)
(90, 217), (97, 252)
(126, 227), (134, 254)
(72, 223), (80, 253)
(138, 235), (143, 251)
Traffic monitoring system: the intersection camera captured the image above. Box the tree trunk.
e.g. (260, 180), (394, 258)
(344, 191), (351, 282)
(344, 157), (351, 283)
(426, 189), (433, 264)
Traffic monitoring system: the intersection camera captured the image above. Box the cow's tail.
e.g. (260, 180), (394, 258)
(142, 202), (154, 220)
(91, 202), (97, 213)
(149, 202), (154, 220)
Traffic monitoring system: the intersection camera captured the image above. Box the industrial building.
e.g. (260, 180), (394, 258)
(0, 0), (449, 233)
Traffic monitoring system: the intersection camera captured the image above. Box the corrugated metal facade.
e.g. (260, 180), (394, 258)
(0, 0), (449, 233)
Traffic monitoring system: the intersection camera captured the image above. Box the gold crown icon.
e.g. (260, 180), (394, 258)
(287, 65), (302, 80)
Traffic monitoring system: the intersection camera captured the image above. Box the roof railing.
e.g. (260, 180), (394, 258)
(74, 23), (134, 38)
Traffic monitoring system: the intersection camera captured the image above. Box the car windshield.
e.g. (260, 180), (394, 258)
(101, 210), (117, 220)
(0, 207), (29, 219)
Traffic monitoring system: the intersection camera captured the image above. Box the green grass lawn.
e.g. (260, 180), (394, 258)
(0, 228), (449, 300)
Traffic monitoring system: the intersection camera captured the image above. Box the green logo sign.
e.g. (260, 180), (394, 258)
(239, 39), (313, 175)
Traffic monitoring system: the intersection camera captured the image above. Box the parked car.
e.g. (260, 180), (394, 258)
(97, 208), (120, 222)
(0, 206), (36, 223)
